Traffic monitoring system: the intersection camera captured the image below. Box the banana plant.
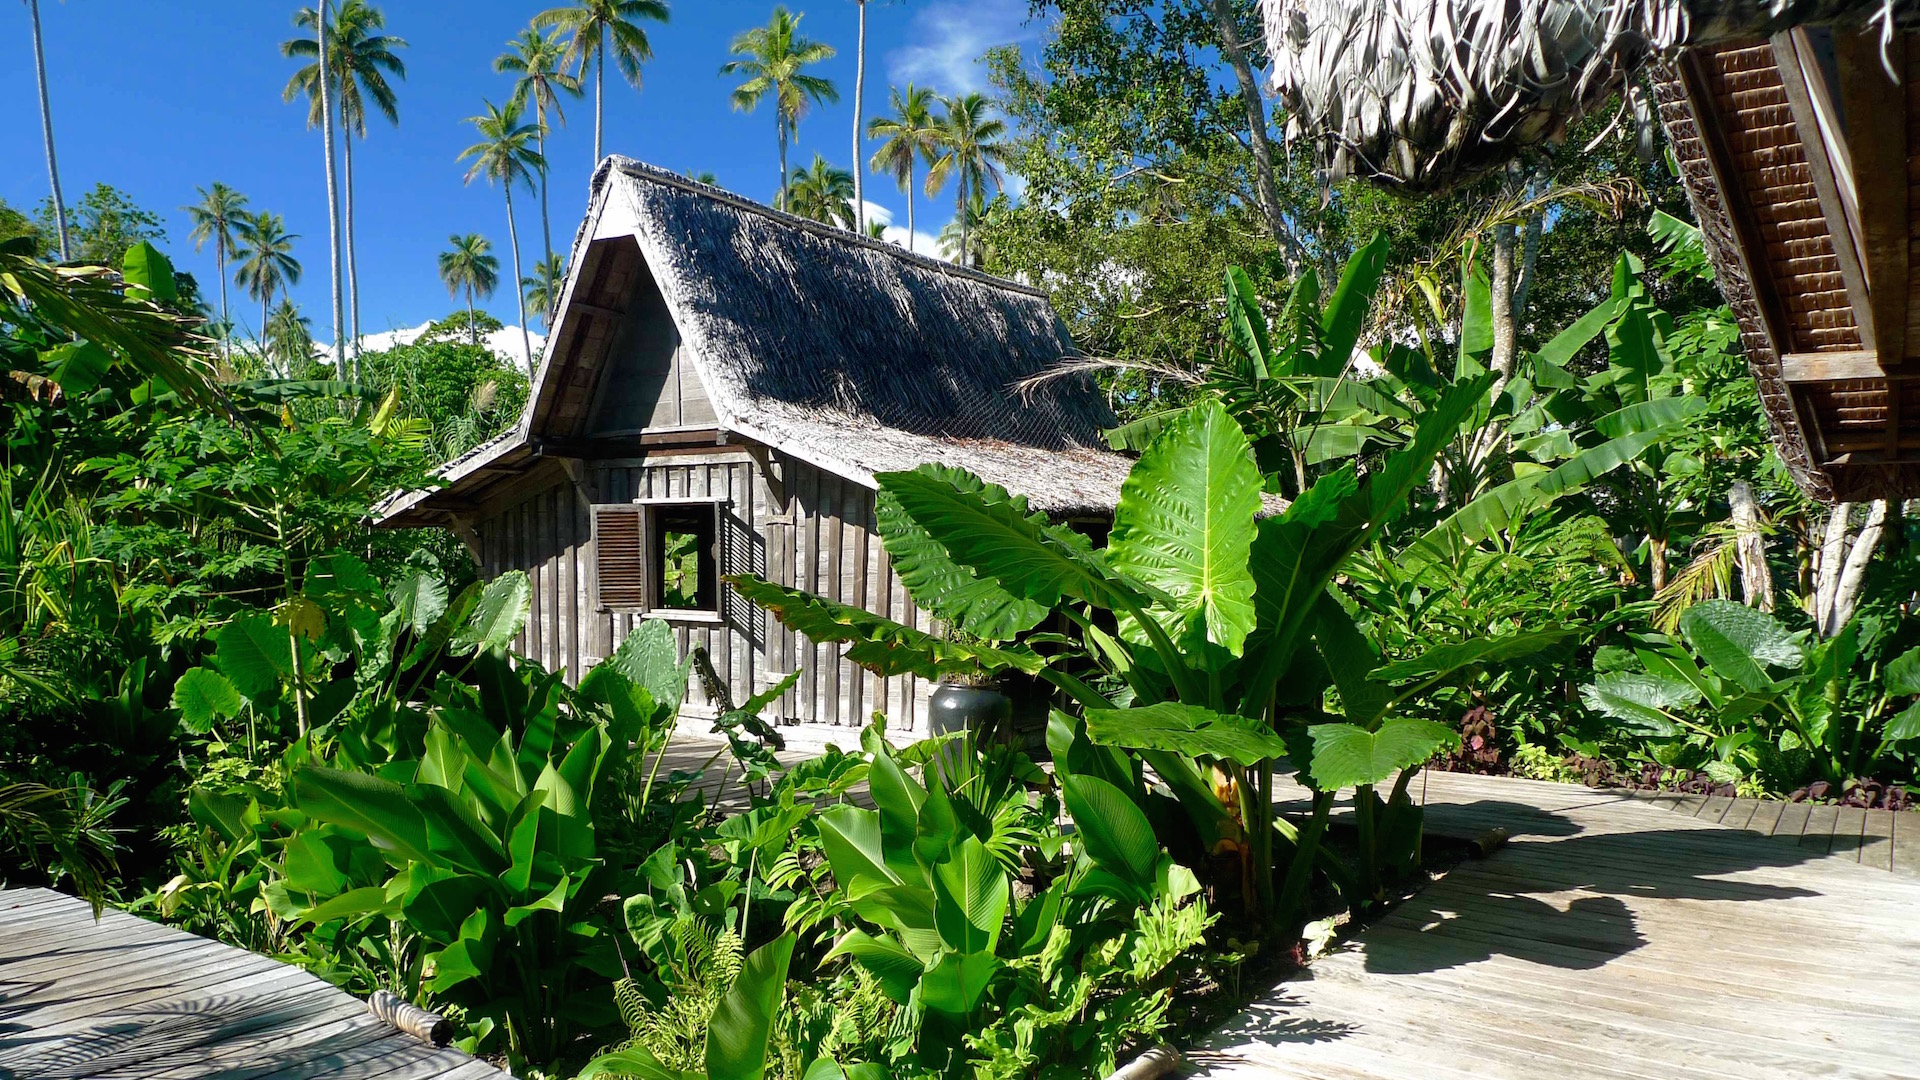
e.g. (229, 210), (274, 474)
(731, 384), (1561, 929)
(1411, 253), (1709, 574)
(1582, 600), (1920, 792)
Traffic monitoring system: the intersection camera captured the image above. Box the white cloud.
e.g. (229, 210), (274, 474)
(858, 199), (950, 261)
(321, 321), (546, 371)
(887, 0), (1038, 95)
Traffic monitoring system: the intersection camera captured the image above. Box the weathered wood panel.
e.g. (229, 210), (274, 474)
(469, 450), (928, 733)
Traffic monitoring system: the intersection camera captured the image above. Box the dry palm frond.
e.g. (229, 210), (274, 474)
(1262, 0), (1911, 194)
(1653, 525), (1741, 632)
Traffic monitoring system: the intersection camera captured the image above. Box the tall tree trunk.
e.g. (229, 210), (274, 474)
(344, 127), (361, 383)
(1208, 0), (1297, 271)
(27, 0), (71, 262)
(1512, 211), (1544, 321)
(318, 0), (345, 379)
(853, 0), (867, 229)
(1730, 480), (1774, 612)
(777, 114), (789, 208)
(958, 179), (968, 266)
(593, 27), (605, 164)
(216, 236), (231, 362)
(1813, 501), (1888, 637)
(906, 161), (916, 254)
(466, 283), (476, 346)
(505, 186), (533, 378)
(538, 122), (554, 267)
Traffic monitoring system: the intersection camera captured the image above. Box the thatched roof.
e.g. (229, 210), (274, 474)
(1262, 0), (1907, 192)
(381, 158), (1130, 525)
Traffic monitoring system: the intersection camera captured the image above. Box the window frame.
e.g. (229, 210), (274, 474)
(591, 497), (728, 620)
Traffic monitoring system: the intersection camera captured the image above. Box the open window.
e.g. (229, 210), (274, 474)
(593, 500), (722, 616)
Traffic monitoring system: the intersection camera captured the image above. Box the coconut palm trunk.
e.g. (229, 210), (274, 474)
(27, 0), (71, 262)
(503, 186), (533, 378)
(216, 235), (231, 360)
(906, 159), (916, 253)
(778, 114), (789, 207)
(852, 0), (867, 227)
(465, 282), (477, 346)
(593, 24), (605, 163)
(344, 126), (361, 379)
(539, 126), (554, 266)
(318, 0), (346, 379)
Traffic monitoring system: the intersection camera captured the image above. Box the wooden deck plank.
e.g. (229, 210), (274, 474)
(1191, 770), (1920, 1080)
(1799, 803), (1841, 855)
(0, 890), (508, 1080)
(1894, 811), (1920, 879)
(1744, 798), (1787, 837)
(1831, 806), (1869, 863)
(1860, 808), (1897, 872)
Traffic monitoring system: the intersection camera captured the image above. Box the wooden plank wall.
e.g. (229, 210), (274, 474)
(473, 450), (933, 733)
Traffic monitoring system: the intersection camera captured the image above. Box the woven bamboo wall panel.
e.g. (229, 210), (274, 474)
(1701, 43), (1863, 353)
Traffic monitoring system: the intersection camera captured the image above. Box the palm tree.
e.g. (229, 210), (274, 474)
(233, 211), (302, 349)
(784, 155), (857, 229)
(532, 0), (669, 166)
(26, 0), (70, 261)
(264, 298), (314, 376)
(522, 254), (567, 329)
(496, 28), (581, 267)
(437, 234), (499, 347)
(721, 7), (837, 207)
(868, 83), (939, 253)
(926, 93), (1008, 266)
(284, 0), (406, 371)
(183, 183), (250, 359)
(459, 100), (544, 377)
(938, 189), (992, 268)
(851, 0), (868, 229)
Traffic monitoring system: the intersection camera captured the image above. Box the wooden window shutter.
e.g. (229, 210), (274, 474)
(594, 505), (647, 610)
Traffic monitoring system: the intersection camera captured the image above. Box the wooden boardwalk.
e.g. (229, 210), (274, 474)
(0, 888), (509, 1080)
(1627, 789), (1920, 877)
(1194, 771), (1920, 1079)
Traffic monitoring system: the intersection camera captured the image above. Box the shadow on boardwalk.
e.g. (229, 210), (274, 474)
(1192, 774), (1920, 1079)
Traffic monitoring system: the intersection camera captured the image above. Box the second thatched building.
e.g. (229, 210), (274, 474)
(379, 158), (1130, 734)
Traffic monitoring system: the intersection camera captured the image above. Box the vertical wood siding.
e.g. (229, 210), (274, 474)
(472, 450), (932, 733)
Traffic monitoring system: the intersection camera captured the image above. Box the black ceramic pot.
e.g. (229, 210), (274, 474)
(928, 682), (1012, 741)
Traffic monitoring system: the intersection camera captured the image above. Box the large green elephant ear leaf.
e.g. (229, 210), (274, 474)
(706, 934), (795, 1080)
(877, 465), (1050, 641)
(1678, 600), (1804, 691)
(1580, 672), (1700, 736)
(1108, 399), (1262, 656)
(212, 611), (295, 703)
(728, 574), (1046, 679)
(601, 617), (691, 711)
(1305, 718), (1459, 791)
(1083, 701), (1287, 766)
(171, 667), (242, 735)
(449, 571), (530, 656)
(875, 468), (1141, 613)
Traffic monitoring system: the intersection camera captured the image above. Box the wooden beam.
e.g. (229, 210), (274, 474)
(1831, 31), (1911, 367)
(741, 442), (789, 512)
(572, 300), (627, 320)
(1782, 349), (1887, 382)
(1773, 32), (1875, 353)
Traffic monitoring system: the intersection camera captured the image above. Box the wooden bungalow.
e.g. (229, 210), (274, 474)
(378, 157), (1131, 734)
(1261, 0), (1920, 501)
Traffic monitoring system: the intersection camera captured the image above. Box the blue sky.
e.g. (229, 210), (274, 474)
(2, 0), (1044, 341)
